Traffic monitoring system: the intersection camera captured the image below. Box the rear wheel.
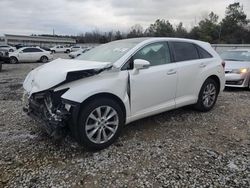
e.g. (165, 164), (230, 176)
(40, 56), (48, 63)
(70, 98), (124, 151)
(66, 49), (70, 53)
(9, 57), (18, 64)
(194, 78), (219, 112)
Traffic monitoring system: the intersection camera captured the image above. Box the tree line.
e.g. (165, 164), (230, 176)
(40, 2), (250, 44)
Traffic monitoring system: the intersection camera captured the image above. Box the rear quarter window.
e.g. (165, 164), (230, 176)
(196, 45), (213, 59)
(171, 42), (199, 62)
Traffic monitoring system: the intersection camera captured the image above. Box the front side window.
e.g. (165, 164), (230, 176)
(133, 42), (171, 66)
(171, 42), (199, 62)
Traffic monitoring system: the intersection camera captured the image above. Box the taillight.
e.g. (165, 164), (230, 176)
(221, 61), (225, 69)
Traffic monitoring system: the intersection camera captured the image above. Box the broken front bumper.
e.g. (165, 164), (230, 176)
(22, 90), (77, 139)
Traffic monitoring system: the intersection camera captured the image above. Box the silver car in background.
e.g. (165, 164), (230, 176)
(221, 49), (250, 88)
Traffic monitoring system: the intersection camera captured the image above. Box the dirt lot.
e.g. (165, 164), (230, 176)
(0, 62), (249, 187)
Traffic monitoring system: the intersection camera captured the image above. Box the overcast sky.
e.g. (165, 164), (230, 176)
(0, 0), (249, 36)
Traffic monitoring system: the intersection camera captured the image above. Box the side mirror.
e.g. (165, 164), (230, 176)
(134, 59), (150, 70)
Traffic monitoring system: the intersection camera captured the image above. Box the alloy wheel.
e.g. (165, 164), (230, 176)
(85, 106), (119, 144)
(202, 83), (216, 108)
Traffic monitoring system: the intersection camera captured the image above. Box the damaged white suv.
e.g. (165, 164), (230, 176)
(23, 38), (225, 150)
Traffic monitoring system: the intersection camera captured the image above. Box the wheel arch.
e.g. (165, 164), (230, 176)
(9, 56), (19, 63)
(206, 75), (221, 91)
(80, 92), (127, 123)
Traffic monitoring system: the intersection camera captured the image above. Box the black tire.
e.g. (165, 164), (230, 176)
(66, 49), (70, 53)
(40, 56), (48, 63)
(9, 57), (18, 64)
(51, 50), (56, 54)
(194, 78), (219, 112)
(70, 98), (125, 151)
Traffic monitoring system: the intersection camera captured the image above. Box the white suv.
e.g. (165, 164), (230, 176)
(23, 38), (225, 150)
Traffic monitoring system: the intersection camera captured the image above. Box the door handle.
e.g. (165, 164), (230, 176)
(200, 63), (207, 68)
(167, 69), (177, 75)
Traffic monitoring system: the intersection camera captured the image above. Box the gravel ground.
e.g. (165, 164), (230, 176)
(0, 62), (249, 188)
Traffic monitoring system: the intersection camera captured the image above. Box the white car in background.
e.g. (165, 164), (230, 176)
(0, 45), (16, 52)
(221, 49), (250, 88)
(23, 38), (225, 150)
(71, 46), (82, 52)
(9, 47), (53, 64)
(50, 45), (71, 53)
(68, 48), (91, 58)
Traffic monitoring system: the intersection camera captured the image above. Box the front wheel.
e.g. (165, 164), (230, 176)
(194, 78), (219, 112)
(9, 57), (18, 64)
(71, 98), (124, 151)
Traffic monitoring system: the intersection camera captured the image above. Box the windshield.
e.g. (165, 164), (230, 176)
(221, 51), (250, 61)
(76, 39), (145, 63)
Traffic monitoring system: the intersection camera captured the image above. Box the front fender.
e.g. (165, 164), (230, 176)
(54, 71), (131, 117)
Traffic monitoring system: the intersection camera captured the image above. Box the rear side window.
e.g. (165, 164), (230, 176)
(171, 42), (199, 62)
(22, 48), (33, 53)
(196, 45), (213, 59)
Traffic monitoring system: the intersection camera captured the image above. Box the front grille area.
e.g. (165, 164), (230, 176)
(226, 79), (244, 85)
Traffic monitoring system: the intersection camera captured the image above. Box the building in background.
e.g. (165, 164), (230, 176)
(4, 34), (76, 47)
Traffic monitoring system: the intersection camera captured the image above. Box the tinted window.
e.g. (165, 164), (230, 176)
(31, 48), (42, 52)
(171, 42), (199, 62)
(23, 48), (42, 53)
(133, 42), (171, 66)
(196, 45), (212, 59)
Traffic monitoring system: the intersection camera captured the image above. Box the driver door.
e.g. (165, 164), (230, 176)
(128, 42), (177, 117)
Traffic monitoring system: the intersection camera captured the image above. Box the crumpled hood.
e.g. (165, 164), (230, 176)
(23, 58), (112, 94)
(225, 60), (250, 70)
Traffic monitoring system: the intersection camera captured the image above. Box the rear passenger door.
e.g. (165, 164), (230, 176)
(31, 48), (44, 61)
(169, 41), (212, 107)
